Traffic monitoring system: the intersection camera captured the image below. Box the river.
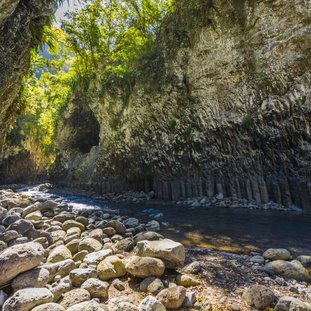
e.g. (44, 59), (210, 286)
(18, 185), (311, 256)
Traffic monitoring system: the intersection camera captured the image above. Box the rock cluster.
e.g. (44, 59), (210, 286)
(0, 188), (196, 310)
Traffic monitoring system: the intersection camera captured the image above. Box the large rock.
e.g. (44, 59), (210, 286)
(81, 278), (109, 299)
(263, 248), (291, 261)
(139, 296), (166, 311)
(156, 286), (186, 309)
(78, 238), (102, 253)
(12, 267), (50, 291)
(60, 288), (91, 309)
(62, 220), (85, 232)
(133, 232), (163, 245)
(0, 242), (44, 286)
(274, 296), (311, 311)
(242, 285), (276, 310)
(69, 268), (98, 287)
(125, 256), (165, 278)
(47, 245), (72, 263)
(140, 277), (164, 294)
(136, 239), (185, 269)
(32, 303), (66, 311)
(7, 219), (34, 235)
(97, 255), (126, 281)
(66, 300), (104, 311)
(106, 220), (126, 234)
(2, 288), (53, 311)
(264, 260), (311, 282)
(41, 259), (76, 280)
(83, 249), (113, 265)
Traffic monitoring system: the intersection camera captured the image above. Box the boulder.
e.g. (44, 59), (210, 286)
(62, 220), (85, 232)
(32, 303), (66, 311)
(2, 288), (53, 311)
(140, 277), (164, 294)
(7, 219), (34, 235)
(263, 248), (291, 261)
(78, 238), (102, 253)
(123, 218), (139, 228)
(25, 211), (42, 221)
(242, 285), (276, 309)
(136, 239), (185, 269)
(182, 261), (202, 274)
(88, 229), (105, 241)
(69, 268), (98, 287)
(125, 256), (165, 278)
(12, 267), (50, 291)
(83, 249), (113, 265)
(274, 296), (311, 311)
(156, 286), (186, 309)
(106, 220), (126, 234)
(97, 255), (126, 281)
(296, 255), (311, 270)
(66, 300), (104, 311)
(47, 245), (72, 263)
(264, 260), (311, 282)
(139, 296), (166, 311)
(41, 259), (76, 280)
(60, 288), (91, 309)
(0, 242), (44, 286)
(134, 232), (163, 245)
(81, 278), (109, 298)
(66, 239), (80, 253)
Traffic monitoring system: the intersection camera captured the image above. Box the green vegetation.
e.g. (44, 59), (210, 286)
(6, 0), (174, 173)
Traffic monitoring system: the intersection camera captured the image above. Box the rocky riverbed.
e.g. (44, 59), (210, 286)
(0, 185), (310, 311)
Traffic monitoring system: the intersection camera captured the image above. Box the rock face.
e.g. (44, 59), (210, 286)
(52, 0), (311, 211)
(0, 0), (55, 153)
(0, 242), (44, 286)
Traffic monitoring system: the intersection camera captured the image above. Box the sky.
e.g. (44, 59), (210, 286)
(55, 0), (82, 25)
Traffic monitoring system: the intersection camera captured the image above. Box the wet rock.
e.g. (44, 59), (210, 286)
(75, 216), (88, 227)
(138, 295), (166, 311)
(145, 220), (160, 232)
(176, 274), (200, 287)
(102, 227), (116, 236)
(32, 303), (66, 311)
(69, 268), (98, 287)
(136, 239), (185, 269)
(83, 249), (113, 265)
(2, 213), (21, 226)
(126, 256), (165, 278)
(79, 238), (102, 253)
(296, 255), (311, 270)
(274, 296), (311, 311)
(38, 183), (53, 191)
(2, 288), (53, 311)
(39, 200), (58, 214)
(60, 288), (91, 309)
(7, 219), (34, 235)
(264, 260), (311, 282)
(47, 245), (72, 263)
(0, 241), (44, 286)
(123, 218), (140, 228)
(156, 286), (186, 309)
(97, 255), (126, 281)
(12, 267), (50, 291)
(263, 248), (291, 261)
(81, 278), (109, 298)
(182, 261), (202, 274)
(242, 285), (276, 309)
(66, 300), (104, 311)
(140, 277), (164, 294)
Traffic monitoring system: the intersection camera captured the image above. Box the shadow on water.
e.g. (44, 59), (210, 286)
(19, 186), (311, 256)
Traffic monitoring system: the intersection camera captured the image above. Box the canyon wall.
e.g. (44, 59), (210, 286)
(0, 0), (55, 149)
(54, 0), (311, 210)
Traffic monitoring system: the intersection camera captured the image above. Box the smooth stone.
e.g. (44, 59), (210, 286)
(126, 256), (165, 278)
(62, 220), (85, 232)
(78, 238), (102, 253)
(97, 255), (126, 281)
(133, 232), (163, 245)
(47, 245), (72, 263)
(0, 242), (44, 286)
(83, 249), (113, 265)
(81, 278), (109, 298)
(12, 267), (50, 291)
(263, 248), (291, 261)
(41, 259), (76, 280)
(2, 288), (53, 311)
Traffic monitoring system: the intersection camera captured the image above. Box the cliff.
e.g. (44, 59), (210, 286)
(0, 0), (55, 149)
(54, 0), (311, 210)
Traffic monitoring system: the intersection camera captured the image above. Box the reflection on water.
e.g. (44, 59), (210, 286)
(18, 186), (311, 255)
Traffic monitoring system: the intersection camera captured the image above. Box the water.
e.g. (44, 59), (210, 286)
(18, 185), (311, 256)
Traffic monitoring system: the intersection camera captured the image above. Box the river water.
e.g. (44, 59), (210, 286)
(18, 186), (311, 256)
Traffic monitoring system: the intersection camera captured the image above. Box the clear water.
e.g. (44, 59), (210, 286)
(18, 186), (311, 256)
